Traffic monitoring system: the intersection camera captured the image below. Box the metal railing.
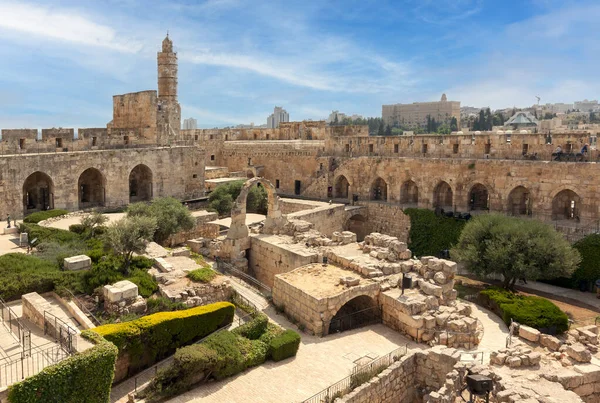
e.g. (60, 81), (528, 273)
(62, 288), (101, 327)
(0, 342), (69, 388)
(302, 344), (408, 403)
(0, 297), (31, 353)
(215, 258), (272, 299)
(43, 311), (77, 354)
(506, 319), (518, 348)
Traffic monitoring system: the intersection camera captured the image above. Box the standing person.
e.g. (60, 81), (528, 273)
(553, 145), (563, 160)
(6, 214), (10, 229)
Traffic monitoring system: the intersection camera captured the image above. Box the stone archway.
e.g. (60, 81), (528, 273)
(23, 171), (54, 214)
(507, 186), (531, 216)
(327, 295), (380, 335)
(334, 175), (350, 199)
(227, 177), (287, 241)
(469, 183), (489, 211)
(433, 181), (453, 210)
(400, 180), (418, 205)
(552, 189), (581, 220)
(78, 168), (105, 209)
(370, 177), (388, 201)
(345, 213), (368, 242)
(129, 164), (153, 203)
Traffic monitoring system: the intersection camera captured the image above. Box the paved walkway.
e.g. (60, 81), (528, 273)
(460, 303), (510, 365)
(515, 281), (600, 311)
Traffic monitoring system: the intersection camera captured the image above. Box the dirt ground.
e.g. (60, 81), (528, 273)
(455, 275), (599, 327)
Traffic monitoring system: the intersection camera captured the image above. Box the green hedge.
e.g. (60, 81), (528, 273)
(403, 208), (466, 257)
(8, 331), (117, 403)
(145, 320), (300, 400)
(0, 253), (84, 300)
(93, 302), (234, 375)
(232, 313), (268, 340)
(480, 287), (569, 334)
(269, 329), (301, 361)
(20, 222), (81, 245)
(23, 209), (69, 224)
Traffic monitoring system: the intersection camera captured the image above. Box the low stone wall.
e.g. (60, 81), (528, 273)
(280, 198), (325, 214)
(166, 223), (220, 246)
(50, 292), (95, 330)
(249, 235), (318, 287)
(355, 202), (411, 243)
(22, 292), (51, 330)
(287, 203), (347, 237)
(340, 348), (460, 403)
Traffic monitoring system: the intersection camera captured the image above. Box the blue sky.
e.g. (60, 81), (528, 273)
(0, 0), (598, 129)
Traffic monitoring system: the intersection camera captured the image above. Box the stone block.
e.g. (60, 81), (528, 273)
(63, 255), (91, 271)
(186, 239), (204, 253)
(433, 272), (447, 284)
(419, 280), (442, 297)
(506, 356), (521, 368)
(104, 280), (138, 303)
(518, 325), (540, 343)
(155, 257), (173, 273)
(566, 343), (592, 363)
(171, 247), (191, 257)
(577, 329), (598, 345)
(528, 352), (541, 366)
(540, 334), (562, 351)
(3, 227), (17, 235)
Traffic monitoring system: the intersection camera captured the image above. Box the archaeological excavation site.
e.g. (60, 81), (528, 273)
(0, 33), (598, 403)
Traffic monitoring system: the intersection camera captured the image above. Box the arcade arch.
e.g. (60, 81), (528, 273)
(433, 181), (453, 210)
(400, 180), (418, 205)
(129, 164), (153, 203)
(370, 177), (388, 201)
(23, 172), (54, 214)
(78, 168), (105, 209)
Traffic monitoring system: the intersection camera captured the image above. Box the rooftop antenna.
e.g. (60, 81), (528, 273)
(535, 96), (540, 105)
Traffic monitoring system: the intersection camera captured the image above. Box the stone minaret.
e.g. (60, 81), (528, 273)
(158, 34), (178, 100)
(156, 34), (181, 143)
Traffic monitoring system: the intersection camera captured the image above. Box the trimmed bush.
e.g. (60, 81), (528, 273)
(8, 331), (117, 403)
(68, 223), (86, 234)
(93, 302), (235, 374)
(0, 253), (84, 300)
(232, 313), (268, 340)
(403, 208), (466, 257)
(202, 331), (247, 379)
(187, 267), (217, 283)
(128, 269), (158, 298)
(23, 209), (69, 224)
(269, 329), (301, 361)
(480, 287), (568, 333)
(20, 222), (81, 245)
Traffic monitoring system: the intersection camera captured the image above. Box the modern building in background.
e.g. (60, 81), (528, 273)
(327, 111), (363, 123)
(183, 118), (197, 130)
(574, 99), (599, 112)
(267, 106), (289, 129)
(382, 94), (460, 129)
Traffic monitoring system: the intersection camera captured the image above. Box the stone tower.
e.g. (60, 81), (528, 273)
(158, 34), (178, 100)
(156, 34), (181, 144)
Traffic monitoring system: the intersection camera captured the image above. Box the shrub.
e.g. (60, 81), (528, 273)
(19, 223), (81, 245)
(93, 302), (235, 374)
(208, 180), (267, 216)
(187, 267), (217, 283)
(202, 331), (247, 379)
(0, 253), (84, 300)
(573, 234), (600, 286)
(269, 329), (301, 361)
(258, 322), (284, 347)
(7, 331), (117, 403)
(146, 297), (187, 313)
(403, 208), (466, 257)
(82, 255), (125, 294)
(128, 269), (158, 298)
(68, 223), (87, 234)
(480, 288), (569, 333)
(35, 241), (87, 267)
(23, 209), (69, 224)
(232, 313), (268, 340)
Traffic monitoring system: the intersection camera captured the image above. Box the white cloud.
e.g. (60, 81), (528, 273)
(0, 2), (142, 52)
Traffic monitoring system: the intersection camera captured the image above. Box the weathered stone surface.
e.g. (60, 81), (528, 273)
(63, 255), (91, 271)
(419, 280), (442, 297)
(103, 280), (138, 303)
(540, 334), (562, 351)
(566, 343), (592, 363)
(518, 325), (541, 343)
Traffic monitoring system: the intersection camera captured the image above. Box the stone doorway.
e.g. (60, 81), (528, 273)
(507, 186), (531, 216)
(469, 183), (489, 211)
(400, 180), (418, 206)
(552, 189), (581, 220)
(433, 181), (453, 210)
(334, 175), (350, 199)
(129, 164), (153, 203)
(23, 172), (54, 214)
(78, 168), (106, 209)
(345, 214), (368, 242)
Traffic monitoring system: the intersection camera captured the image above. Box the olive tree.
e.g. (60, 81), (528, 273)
(451, 214), (580, 290)
(80, 211), (109, 238)
(103, 216), (157, 274)
(127, 197), (195, 244)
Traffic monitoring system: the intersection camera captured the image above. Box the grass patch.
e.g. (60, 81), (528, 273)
(187, 267), (217, 283)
